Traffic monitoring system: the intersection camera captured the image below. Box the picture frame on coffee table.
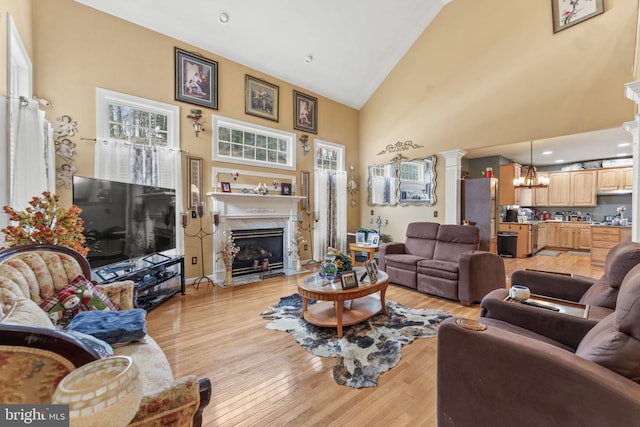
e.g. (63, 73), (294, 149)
(341, 270), (359, 289)
(365, 260), (378, 284)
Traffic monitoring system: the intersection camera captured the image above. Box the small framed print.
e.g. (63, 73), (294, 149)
(245, 75), (279, 122)
(356, 232), (366, 245)
(281, 183), (292, 195)
(187, 156), (203, 209)
(300, 171), (310, 212)
(340, 270), (359, 289)
(552, 0), (603, 33)
(367, 233), (380, 246)
(365, 260), (378, 284)
(221, 182), (232, 193)
(293, 90), (318, 134)
(174, 47), (218, 109)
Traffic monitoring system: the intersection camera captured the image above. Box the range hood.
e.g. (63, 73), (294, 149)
(596, 189), (633, 196)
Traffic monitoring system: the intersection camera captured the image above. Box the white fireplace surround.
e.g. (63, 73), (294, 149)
(207, 192), (305, 278)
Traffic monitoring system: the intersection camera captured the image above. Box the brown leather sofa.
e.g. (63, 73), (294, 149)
(480, 241), (640, 349)
(437, 262), (640, 427)
(378, 222), (505, 306)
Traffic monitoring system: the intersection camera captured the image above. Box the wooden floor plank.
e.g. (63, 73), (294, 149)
(146, 253), (603, 426)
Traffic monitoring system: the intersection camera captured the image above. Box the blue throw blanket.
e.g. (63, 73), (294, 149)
(66, 309), (147, 344)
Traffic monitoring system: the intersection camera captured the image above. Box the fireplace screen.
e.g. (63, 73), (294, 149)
(231, 228), (284, 276)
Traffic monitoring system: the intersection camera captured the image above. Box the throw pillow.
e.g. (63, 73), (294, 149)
(0, 297), (55, 330)
(63, 330), (114, 358)
(65, 309), (147, 345)
(39, 275), (119, 328)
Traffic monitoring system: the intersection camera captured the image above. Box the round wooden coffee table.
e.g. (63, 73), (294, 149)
(298, 269), (388, 337)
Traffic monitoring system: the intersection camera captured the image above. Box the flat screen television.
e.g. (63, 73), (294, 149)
(72, 176), (176, 268)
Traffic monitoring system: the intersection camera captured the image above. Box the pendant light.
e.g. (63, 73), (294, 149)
(513, 141), (549, 188)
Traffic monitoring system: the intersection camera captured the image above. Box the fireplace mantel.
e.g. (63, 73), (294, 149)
(207, 192), (305, 219)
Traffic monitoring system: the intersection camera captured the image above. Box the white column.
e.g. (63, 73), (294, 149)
(439, 149), (467, 225)
(624, 80), (640, 242)
(623, 118), (639, 242)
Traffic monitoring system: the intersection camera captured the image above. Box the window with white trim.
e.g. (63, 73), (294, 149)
(212, 115), (295, 170)
(96, 88), (179, 147)
(314, 139), (345, 171)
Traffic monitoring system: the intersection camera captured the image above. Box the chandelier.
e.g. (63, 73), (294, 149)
(513, 141), (549, 188)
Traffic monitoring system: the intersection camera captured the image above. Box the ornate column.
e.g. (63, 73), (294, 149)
(624, 81), (640, 242)
(439, 149), (467, 225)
(623, 117), (639, 242)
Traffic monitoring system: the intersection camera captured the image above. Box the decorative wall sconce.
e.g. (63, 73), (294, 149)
(300, 134), (310, 154)
(187, 109), (204, 137)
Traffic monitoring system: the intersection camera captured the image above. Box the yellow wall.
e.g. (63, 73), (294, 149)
(30, 0), (359, 276)
(360, 0), (638, 241)
(0, 0), (33, 96)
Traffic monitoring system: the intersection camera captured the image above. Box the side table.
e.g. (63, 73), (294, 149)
(349, 243), (379, 265)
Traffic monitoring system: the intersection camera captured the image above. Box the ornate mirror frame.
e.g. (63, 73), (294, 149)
(367, 155), (436, 207)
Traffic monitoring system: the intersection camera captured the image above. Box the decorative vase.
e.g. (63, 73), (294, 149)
(296, 258), (303, 272)
(319, 254), (338, 281)
(224, 267), (233, 286)
(52, 356), (142, 427)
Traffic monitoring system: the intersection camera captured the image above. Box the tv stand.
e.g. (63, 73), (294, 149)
(92, 254), (185, 311)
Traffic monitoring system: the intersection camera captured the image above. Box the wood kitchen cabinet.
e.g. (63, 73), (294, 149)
(597, 167), (633, 192)
(537, 222), (547, 250)
(557, 223), (591, 251)
(547, 172), (571, 206)
(499, 163), (521, 206)
(590, 226), (632, 265)
(499, 223), (531, 258)
(571, 170), (597, 206)
(545, 222), (559, 247)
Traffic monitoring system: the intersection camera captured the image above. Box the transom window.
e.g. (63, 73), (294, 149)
(96, 88), (179, 148)
(314, 139), (344, 171)
(213, 115), (295, 170)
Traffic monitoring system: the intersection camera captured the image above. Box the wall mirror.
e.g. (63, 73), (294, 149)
(367, 155), (436, 207)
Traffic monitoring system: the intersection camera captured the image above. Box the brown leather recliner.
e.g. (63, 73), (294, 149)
(379, 222), (505, 306)
(438, 263), (640, 427)
(480, 241), (640, 348)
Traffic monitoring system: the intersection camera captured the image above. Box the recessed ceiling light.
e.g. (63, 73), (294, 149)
(542, 150), (552, 155)
(617, 142), (630, 147)
(555, 159), (564, 163)
(304, 55), (313, 64)
(218, 11), (229, 24)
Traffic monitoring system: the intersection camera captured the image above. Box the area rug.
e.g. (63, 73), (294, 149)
(260, 293), (451, 388)
(537, 250), (561, 257)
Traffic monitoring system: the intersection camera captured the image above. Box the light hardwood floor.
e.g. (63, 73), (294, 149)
(146, 252), (604, 427)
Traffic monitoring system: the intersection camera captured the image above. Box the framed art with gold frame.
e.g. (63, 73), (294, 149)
(245, 75), (279, 122)
(187, 156), (203, 209)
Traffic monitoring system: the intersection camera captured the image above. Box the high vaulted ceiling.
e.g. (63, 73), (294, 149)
(75, 0), (451, 110)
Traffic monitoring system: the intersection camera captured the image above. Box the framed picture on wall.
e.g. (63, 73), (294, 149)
(293, 90), (318, 134)
(245, 75), (279, 122)
(174, 47), (218, 109)
(187, 156), (203, 209)
(551, 0), (603, 33)
(300, 171), (310, 212)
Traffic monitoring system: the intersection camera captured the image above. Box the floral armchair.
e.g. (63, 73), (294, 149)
(0, 244), (211, 426)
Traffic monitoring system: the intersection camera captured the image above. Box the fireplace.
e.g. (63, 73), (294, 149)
(232, 228), (284, 276)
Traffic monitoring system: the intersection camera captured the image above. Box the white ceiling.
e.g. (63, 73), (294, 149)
(74, 0), (634, 166)
(465, 127), (633, 167)
(75, 0), (450, 110)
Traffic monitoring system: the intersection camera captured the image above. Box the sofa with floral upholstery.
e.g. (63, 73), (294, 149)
(0, 244), (211, 427)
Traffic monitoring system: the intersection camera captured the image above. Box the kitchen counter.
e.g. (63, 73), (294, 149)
(500, 220), (631, 227)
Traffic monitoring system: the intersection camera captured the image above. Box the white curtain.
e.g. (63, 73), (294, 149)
(5, 97), (54, 211)
(313, 169), (347, 260)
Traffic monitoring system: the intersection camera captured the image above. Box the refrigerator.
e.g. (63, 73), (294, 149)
(461, 178), (498, 253)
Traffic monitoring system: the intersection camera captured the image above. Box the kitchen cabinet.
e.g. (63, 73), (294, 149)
(499, 163), (521, 206)
(547, 173), (571, 206)
(571, 170), (597, 206)
(557, 223), (591, 251)
(590, 226), (632, 265)
(545, 222), (559, 247)
(537, 222), (547, 250)
(597, 167), (633, 192)
(498, 223), (531, 258)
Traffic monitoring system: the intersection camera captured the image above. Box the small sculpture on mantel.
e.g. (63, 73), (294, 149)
(254, 182), (268, 195)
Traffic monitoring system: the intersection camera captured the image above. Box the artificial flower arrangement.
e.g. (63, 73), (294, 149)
(327, 247), (352, 272)
(1, 191), (89, 256)
(287, 230), (307, 259)
(218, 229), (240, 270)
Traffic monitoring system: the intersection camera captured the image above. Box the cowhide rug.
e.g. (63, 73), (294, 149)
(260, 293), (451, 388)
